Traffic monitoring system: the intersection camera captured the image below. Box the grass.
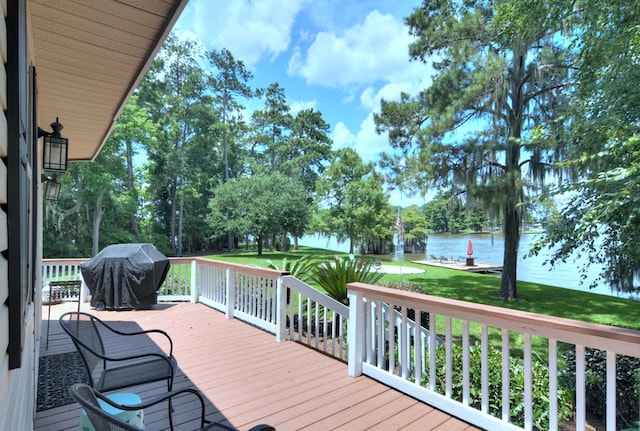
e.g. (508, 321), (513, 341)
(204, 246), (640, 331)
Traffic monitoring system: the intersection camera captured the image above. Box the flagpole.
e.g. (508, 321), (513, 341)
(396, 208), (404, 285)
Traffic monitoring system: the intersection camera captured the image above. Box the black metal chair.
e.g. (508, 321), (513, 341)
(60, 311), (179, 428)
(69, 383), (276, 431)
(59, 311), (176, 393)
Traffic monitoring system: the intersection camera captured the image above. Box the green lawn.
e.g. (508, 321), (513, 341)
(204, 246), (640, 331)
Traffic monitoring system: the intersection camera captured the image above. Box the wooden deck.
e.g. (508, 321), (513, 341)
(36, 301), (482, 431)
(413, 259), (503, 275)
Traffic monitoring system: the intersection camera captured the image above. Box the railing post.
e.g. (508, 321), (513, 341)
(348, 287), (364, 377)
(226, 268), (235, 319)
(190, 259), (198, 303)
(275, 276), (288, 342)
(79, 274), (88, 305)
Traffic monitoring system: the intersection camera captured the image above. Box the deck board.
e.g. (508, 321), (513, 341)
(36, 301), (483, 431)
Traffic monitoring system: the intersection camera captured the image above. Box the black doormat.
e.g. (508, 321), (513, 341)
(37, 351), (89, 411)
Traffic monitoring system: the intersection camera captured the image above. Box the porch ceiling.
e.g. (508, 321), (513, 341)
(29, 0), (188, 162)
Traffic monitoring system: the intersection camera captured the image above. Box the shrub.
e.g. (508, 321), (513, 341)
(379, 280), (425, 294)
(265, 255), (316, 283)
(563, 347), (640, 429)
(311, 254), (384, 304)
(433, 342), (574, 430)
(380, 281), (430, 329)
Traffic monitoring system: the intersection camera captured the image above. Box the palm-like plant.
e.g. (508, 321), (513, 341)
(265, 255), (316, 283)
(311, 255), (384, 305)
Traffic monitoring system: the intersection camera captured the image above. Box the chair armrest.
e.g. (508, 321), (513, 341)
(95, 387), (208, 429)
(66, 332), (175, 368)
(198, 422), (276, 431)
(103, 352), (176, 372)
(98, 320), (174, 356)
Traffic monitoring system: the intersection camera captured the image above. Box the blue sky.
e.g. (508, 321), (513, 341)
(173, 0), (434, 207)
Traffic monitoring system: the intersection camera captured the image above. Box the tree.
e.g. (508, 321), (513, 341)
(283, 109), (333, 249)
(423, 193), (468, 233)
(208, 48), (257, 252)
(46, 139), (133, 257)
(108, 95), (158, 239)
(249, 83), (293, 174)
(207, 174), (310, 255)
(401, 205), (429, 253)
(248, 85), (333, 250)
(531, 1), (640, 293)
(314, 148), (393, 254)
(375, 1), (574, 298)
(138, 35), (210, 256)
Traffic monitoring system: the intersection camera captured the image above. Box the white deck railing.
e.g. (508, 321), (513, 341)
(41, 258), (640, 431)
(41, 259), (89, 304)
(347, 282), (640, 431)
(280, 275), (349, 361)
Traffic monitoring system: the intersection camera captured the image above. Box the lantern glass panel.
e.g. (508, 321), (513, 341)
(43, 136), (68, 172)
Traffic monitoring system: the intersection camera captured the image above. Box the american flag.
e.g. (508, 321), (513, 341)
(396, 210), (404, 242)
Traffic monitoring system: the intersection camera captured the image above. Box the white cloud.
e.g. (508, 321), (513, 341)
(332, 114), (388, 163)
(180, 0), (306, 67)
(331, 122), (356, 150)
(290, 99), (317, 115)
(352, 113), (390, 163)
(287, 10), (416, 88)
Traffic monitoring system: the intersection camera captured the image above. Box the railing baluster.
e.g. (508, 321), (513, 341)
(388, 302), (395, 374)
(445, 316), (452, 398)
(314, 300), (320, 349)
(576, 344), (586, 431)
(606, 351), (616, 431)
(481, 324), (489, 414)
(377, 301), (384, 368)
(414, 309), (423, 385)
(429, 311), (436, 391)
(524, 333), (532, 431)
(401, 306), (408, 379)
(502, 328), (510, 422)
(306, 297), (312, 345)
(462, 319), (470, 406)
(549, 339), (558, 431)
(366, 300), (373, 364)
(322, 305), (327, 353)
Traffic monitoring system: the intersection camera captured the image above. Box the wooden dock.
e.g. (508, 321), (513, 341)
(412, 259), (503, 275)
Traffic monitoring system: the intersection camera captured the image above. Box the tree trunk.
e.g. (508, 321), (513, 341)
(281, 229), (287, 252)
(227, 233), (234, 252)
(170, 184), (177, 254)
(257, 235), (263, 255)
(92, 192), (104, 256)
(125, 140), (138, 237)
(177, 196), (184, 257)
(499, 197), (521, 299)
(498, 44), (526, 299)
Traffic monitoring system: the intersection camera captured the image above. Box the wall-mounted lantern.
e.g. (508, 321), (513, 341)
(41, 174), (61, 201)
(39, 118), (69, 172)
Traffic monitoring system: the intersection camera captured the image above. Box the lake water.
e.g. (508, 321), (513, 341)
(300, 233), (637, 300)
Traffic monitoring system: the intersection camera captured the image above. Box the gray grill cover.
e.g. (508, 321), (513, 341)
(80, 243), (170, 309)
